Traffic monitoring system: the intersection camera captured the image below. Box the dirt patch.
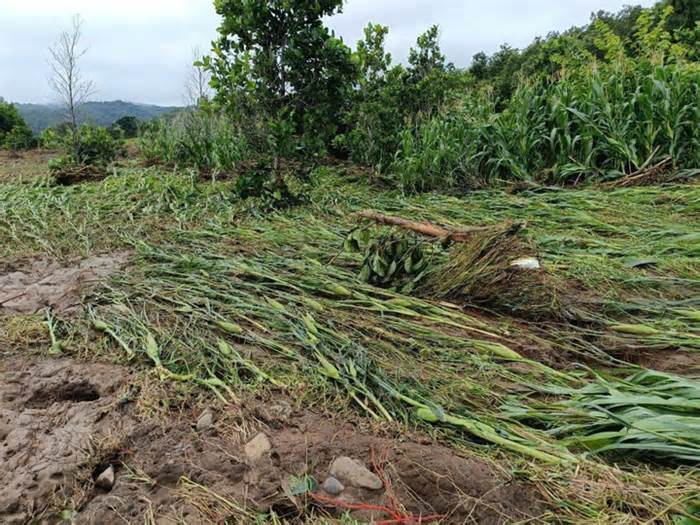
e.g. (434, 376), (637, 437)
(0, 355), (544, 524)
(616, 347), (700, 375)
(0, 253), (129, 314)
(0, 149), (58, 182)
(26, 380), (101, 408)
(52, 164), (109, 186)
(0, 356), (134, 524)
(78, 413), (542, 525)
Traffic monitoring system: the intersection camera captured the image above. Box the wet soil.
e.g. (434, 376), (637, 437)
(0, 355), (544, 524)
(0, 253), (129, 314)
(0, 356), (133, 524)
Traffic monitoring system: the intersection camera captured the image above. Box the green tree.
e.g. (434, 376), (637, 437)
(408, 25), (446, 78)
(0, 101), (33, 150)
(341, 23), (408, 167)
(405, 25), (462, 114)
(204, 0), (357, 158)
(356, 23), (392, 84)
(668, 0), (700, 30)
(112, 116), (139, 138)
(342, 24), (463, 169)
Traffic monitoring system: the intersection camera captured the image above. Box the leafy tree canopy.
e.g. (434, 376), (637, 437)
(0, 100), (33, 150)
(112, 116), (139, 138)
(205, 0), (357, 155)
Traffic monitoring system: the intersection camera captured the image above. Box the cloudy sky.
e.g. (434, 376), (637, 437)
(1, 0), (655, 106)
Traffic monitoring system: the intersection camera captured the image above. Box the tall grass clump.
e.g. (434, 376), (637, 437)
(139, 111), (253, 176)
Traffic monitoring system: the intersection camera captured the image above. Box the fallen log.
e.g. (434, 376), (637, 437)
(354, 210), (519, 243)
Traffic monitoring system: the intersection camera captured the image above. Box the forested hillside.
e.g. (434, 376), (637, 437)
(15, 100), (180, 133)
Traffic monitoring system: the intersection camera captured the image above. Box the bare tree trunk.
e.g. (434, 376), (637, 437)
(185, 46), (212, 107)
(49, 14), (95, 163)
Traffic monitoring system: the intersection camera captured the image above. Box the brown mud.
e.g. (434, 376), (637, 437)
(0, 253), (129, 314)
(0, 355), (544, 524)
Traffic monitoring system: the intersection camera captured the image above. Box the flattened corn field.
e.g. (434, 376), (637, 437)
(1, 152), (699, 523)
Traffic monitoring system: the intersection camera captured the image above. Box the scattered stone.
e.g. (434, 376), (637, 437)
(95, 466), (115, 490)
(196, 409), (214, 432)
(244, 432), (272, 462)
(329, 456), (383, 490)
(321, 476), (344, 496)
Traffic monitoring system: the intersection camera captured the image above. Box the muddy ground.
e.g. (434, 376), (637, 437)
(0, 253), (129, 315)
(0, 354), (544, 524)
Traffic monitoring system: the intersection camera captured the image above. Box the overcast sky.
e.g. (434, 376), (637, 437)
(1, 0), (655, 106)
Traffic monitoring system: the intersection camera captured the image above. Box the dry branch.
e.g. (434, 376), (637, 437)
(355, 210), (517, 243)
(605, 156), (673, 187)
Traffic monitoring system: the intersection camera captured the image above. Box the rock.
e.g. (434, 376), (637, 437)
(196, 409), (214, 432)
(95, 466), (115, 490)
(244, 432), (272, 462)
(321, 476), (345, 496)
(329, 456), (383, 490)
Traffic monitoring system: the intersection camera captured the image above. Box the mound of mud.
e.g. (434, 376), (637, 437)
(0, 356), (544, 524)
(0, 253), (129, 314)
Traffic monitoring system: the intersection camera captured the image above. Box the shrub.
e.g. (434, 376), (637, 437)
(71, 125), (124, 166)
(341, 25), (466, 171)
(49, 124), (124, 177)
(233, 160), (310, 210)
(4, 126), (35, 151)
(111, 116), (139, 139)
(139, 111), (252, 175)
(39, 127), (66, 149)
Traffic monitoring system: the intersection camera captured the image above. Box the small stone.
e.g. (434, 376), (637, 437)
(196, 409), (214, 432)
(96, 466), (115, 490)
(244, 432), (272, 462)
(321, 476), (344, 496)
(329, 456), (383, 490)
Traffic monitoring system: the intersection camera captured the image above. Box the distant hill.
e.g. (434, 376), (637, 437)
(15, 100), (181, 134)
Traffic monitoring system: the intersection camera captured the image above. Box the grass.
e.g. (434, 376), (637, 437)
(1, 154), (699, 522)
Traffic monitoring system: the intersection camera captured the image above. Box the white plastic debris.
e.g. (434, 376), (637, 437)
(510, 257), (541, 270)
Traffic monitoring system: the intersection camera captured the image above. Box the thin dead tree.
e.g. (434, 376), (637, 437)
(185, 46), (212, 108)
(48, 14), (95, 159)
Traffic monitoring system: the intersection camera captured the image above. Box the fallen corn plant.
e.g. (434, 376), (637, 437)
(507, 370), (700, 463)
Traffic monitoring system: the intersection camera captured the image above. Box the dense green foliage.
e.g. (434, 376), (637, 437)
(392, 2), (700, 190)
(139, 111), (251, 174)
(111, 116), (139, 138)
(0, 100), (34, 150)
(394, 62), (700, 191)
(204, 0), (356, 156)
(48, 124), (124, 174)
(69, 125), (123, 165)
(339, 24), (463, 169)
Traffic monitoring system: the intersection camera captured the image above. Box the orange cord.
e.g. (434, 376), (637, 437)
(311, 446), (446, 524)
